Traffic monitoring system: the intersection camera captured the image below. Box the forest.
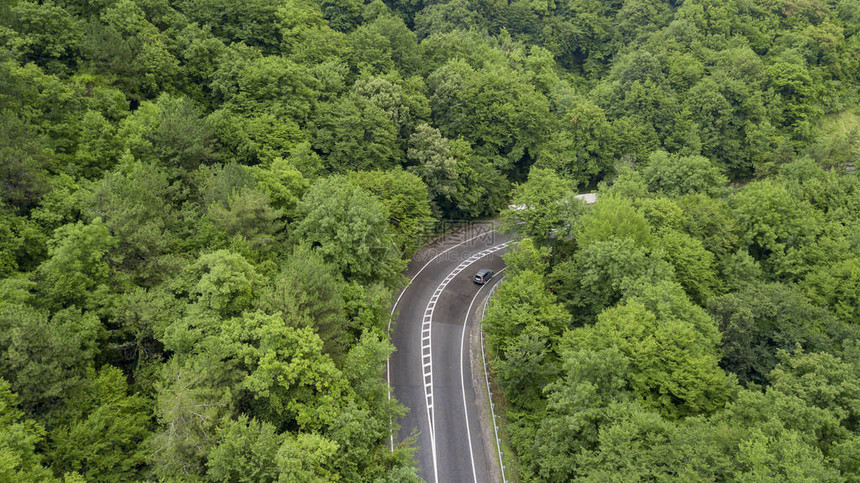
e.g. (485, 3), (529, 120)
(0, 0), (858, 480)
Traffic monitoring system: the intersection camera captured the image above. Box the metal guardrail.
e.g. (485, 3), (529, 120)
(480, 277), (507, 483)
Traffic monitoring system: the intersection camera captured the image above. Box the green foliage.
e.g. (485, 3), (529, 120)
(427, 58), (551, 176)
(576, 195), (655, 249)
(0, 305), (104, 420)
(406, 123), (461, 214)
(502, 237), (551, 276)
(482, 270), (567, 410)
(294, 176), (405, 285)
(187, 249), (259, 318)
(36, 218), (117, 310)
(551, 237), (674, 322)
(493, 156), (860, 479)
(312, 91), (400, 171)
(84, 159), (182, 285)
(48, 366), (151, 482)
(803, 257), (860, 325)
(2, 0), (859, 478)
(565, 292), (734, 418)
(148, 353), (236, 479)
(276, 432), (340, 482)
(658, 228), (717, 303)
(258, 245), (348, 356)
(708, 283), (853, 387)
(535, 97), (618, 187)
(230, 312), (347, 430)
(730, 178), (823, 272)
(642, 151), (729, 197)
(482, 270), (569, 357)
(207, 415), (282, 483)
(119, 94), (218, 170)
(347, 168), (435, 253)
(0, 379), (55, 482)
(502, 167), (574, 245)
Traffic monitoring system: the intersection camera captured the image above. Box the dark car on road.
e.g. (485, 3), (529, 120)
(474, 268), (494, 285)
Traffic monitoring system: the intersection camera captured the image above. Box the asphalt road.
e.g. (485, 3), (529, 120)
(390, 224), (511, 483)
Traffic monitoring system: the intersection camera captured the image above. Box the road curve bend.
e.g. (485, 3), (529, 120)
(389, 224), (511, 482)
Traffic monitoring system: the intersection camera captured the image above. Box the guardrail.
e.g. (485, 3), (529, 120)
(480, 277), (507, 483)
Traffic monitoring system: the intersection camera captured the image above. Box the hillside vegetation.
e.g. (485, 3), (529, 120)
(0, 0), (858, 480)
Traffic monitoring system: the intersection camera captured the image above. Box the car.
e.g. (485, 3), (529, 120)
(474, 268), (494, 285)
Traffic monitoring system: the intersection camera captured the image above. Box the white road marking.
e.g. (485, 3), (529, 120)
(459, 272), (502, 483)
(423, 241), (511, 483)
(387, 229), (496, 452)
(479, 274), (508, 483)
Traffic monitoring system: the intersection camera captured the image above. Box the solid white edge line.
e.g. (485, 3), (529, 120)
(460, 276), (496, 483)
(479, 272), (508, 483)
(386, 229), (495, 452)
(424, 241), (510, 483)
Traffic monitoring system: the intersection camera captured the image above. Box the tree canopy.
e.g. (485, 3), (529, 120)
(1, 0), (858, 479)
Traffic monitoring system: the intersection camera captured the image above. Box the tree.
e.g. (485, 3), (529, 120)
(79, 0), (180, 100)
(249, 158), (309, 218)
(708, 283), (853, 386)
(769, 349), (860, 438)
(675, 193), (740, 261)
(276, 433), (340, 482)
(312, 93), (400, 172)
(212, 53), (319, 124)
(149, 353), (237, 479)
(223, 312), (348, 431)
(575, 196), (655, 250)
(6, 0), (83, 66)
(206, 186), (285, 254)
(185, 249), (259, 318)
(427, 58), (552, 177)
(48, 366), (151, 482)
(294, 176), (404, 285)
(257, 245), (348, 357)
(348, 169), (435, 253)
(119, 94), (218, 171)
(803, 258), (860, 325)
(495, 326), (560, 411)
(571, 405), (722, 481)
(406, 123), (460, 215)
(207, 415), (282, 483)
(729, 179), (823, 273)
(351, 75), (430, 147)
(0, 203), (46, 276)
(502, 168), (574, 244)
(84, 160), (181, 286)
(526, 347), (636, 481)
(0, 112), (53, 214)
(535, 98), (616, 187)
(642, 151), (729, 197)
(550, 237), (674, 322)
(71, 110), (123, 178)
(564, 289), (735, 418)
(502, 237), (551, 276)
(1, 306), (104, 420)
(0, 379), (55, 482)
(658, 229), (717, 304)
(175, 0), (285, 52)
(482, 270), (569, 358)
(341, 330), (398, 416)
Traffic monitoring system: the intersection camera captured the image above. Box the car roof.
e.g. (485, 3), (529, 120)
(476, 268), (493, 276)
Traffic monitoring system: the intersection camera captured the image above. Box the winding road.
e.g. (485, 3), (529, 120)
(389, 223), (511, 482)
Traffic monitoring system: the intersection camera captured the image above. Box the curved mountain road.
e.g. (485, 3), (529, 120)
(390, 225), (511, 482)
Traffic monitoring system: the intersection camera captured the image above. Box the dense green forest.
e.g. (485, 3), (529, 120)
(0, 0), (858, 479)
(491, 157), (860, 480)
